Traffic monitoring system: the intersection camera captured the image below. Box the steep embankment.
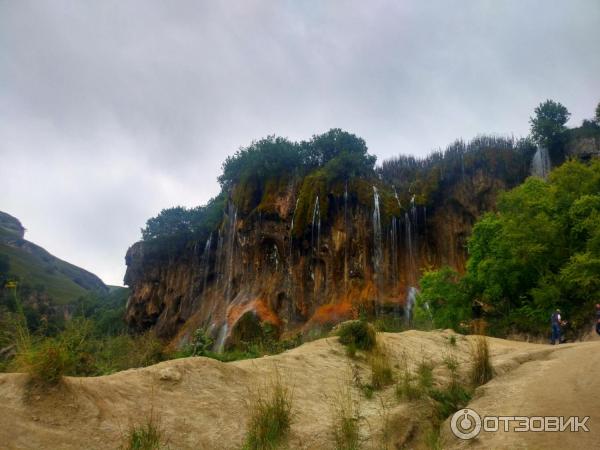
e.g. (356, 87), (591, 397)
(2, 330), (598, 449)
(0, 211), (108, 304)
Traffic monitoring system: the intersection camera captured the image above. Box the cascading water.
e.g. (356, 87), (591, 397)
(311, 195), (321, 253)
(201, 233), (212, 295)
(224, 205), (237, 302)
(289, 198), (299, 267)
(372, 186), (383, 308)
(214, 322), (228, 353)
(390, 217), (398, 283)
(404, 212), (414, 274)
(215, 228), (224, 287)
(344, 183), (349, 293)
(393, 186), (402, 211)
(405, 287), (417, 325)
(531, 146), (551, 179)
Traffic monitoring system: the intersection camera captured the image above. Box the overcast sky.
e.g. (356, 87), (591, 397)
(1, 1), (599, 286)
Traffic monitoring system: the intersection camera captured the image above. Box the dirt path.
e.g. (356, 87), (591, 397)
(443, 337), (600, 449)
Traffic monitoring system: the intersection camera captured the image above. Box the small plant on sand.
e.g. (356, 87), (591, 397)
(416, 359), (434, 390)
(123, 409), (166, 450)
(368, 345), (394, 390)
(395, 352), (425, 402)
(470, 335), (493, 387)
(331, 380), (361, 450)
(337, 320), (377, 351)
(448, 335), (457, 346)
(395, 368), (423, 402)
(243, 371), (293, 450)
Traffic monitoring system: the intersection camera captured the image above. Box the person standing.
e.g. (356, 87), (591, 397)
(551, 308), (563, 345)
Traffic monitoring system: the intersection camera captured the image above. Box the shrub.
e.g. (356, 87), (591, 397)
(243, 373), (293, 450)
(337, 320), (376, 351)
(470, 336), (493, 386)
(15, 338), (70, 385)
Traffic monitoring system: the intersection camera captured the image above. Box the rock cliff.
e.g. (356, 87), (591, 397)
(124, 133), (534, 348)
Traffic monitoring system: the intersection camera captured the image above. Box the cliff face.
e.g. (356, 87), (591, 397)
(124, 167), (514, 348)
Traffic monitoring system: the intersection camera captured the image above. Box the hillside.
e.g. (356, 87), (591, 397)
(1, 330), (598, 449)
(0, 211), (108, 304)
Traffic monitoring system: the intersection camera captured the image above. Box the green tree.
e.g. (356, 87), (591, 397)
(417, 267), (470, 331)
(529, 100), (570, 163)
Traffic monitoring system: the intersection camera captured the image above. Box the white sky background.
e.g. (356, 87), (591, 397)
(1, 1), (599, 286)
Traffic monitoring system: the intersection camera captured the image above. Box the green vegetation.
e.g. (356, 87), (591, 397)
(417, 158), (600, 336)
(379, 135), (535, 208)
(337, 320), (377, 351)
(122, 410), (167, 450)
(242, 373), (293, 450)
(530, 99), (570, 163)
(142, 129), (378, 243)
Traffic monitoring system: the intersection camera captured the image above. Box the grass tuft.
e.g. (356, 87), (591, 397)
(368, 345), (394, 390)
(469, 335), (493, 387)
(331, 380), (361, 450)
(243, 372), (293, 450)
(122, 410), (166, 450)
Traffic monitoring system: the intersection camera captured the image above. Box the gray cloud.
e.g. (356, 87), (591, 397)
(1, 0), (599, 285)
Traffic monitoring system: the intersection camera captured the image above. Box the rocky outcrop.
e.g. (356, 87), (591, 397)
(124, 166), (516, 348)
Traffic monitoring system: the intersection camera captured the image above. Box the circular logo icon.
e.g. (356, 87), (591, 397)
(450, 408), (482, 440)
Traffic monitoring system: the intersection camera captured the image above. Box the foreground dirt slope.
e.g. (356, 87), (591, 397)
(0, 330), (598, 449)
(444, 332), (600, 449)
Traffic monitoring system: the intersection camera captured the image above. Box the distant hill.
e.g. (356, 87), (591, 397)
(0, 211), (108, 305)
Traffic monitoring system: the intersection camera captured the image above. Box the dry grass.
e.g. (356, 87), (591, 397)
(470, 335), (493, 386)
(331, 378), (361, 450)
(368, 344), (394, 390)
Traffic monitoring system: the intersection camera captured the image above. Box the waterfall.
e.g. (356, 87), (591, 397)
(201, 233), (212, 295)
(404, 211), (417, 284)
(372, 186), (383, 302)
(224, 205), (237, 302)
(344, 183), (349, 293)
(214, 322), (228, 353)
(289, 198), (299, 269)
(405, 287), (417, 325)
(215, 228), (224, 286)
(531, 146), (551, 179)
(290, 198), (299, 234)
(390, 217), (398, 284)
(393, 186), (402, 212)
(311, 195), (321, 253)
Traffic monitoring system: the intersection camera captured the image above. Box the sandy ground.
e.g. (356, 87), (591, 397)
(443, 328), (600, 449)
(0, 329), (598, 449)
